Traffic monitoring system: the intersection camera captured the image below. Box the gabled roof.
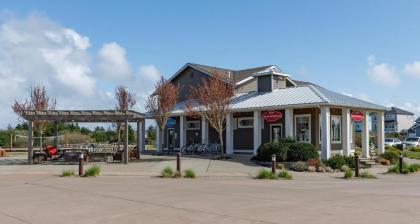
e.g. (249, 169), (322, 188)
(386, 107), (414, 115)
(168, 63), (286, 84)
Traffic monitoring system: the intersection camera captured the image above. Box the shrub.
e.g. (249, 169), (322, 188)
(84, 164), (101, 177)
(62, 169), (74, 177)
(343, 156), (356, 168)
(344, 169), (353, 179)
(340, 165), (350, 172)
(286, 143), (318, 162)
(278, 170), (292, 180)
(161, 166), (174, 178)
(388, 162), (409, 174)
(408, 146), (420, 152)
(317, 166), (326, 172)
(377, 158), (390, 166)
(184, 169), (196, 178)
(307, 158), (321, 168)
(254, 141), (290, 162)
(408, 163), (420, 173)
(256, 169), (277, 179)
(291, 161), (308, 172)
(324, 154), (346, 170)
(307, 165), (316, 172)
(277, 163), (284, 170)
(379, 150), (400, 164)
(359, 171), (377, 179)
(173, 170), (182, 178)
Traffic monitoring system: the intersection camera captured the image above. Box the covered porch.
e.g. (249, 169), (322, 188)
(160, 106), (385, 160)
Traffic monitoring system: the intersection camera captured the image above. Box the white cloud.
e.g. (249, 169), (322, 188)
(367, 55), (400, 87)
(97, 42), (132, 80)
(404, 61), (420, 79)
(0, 12), (162, 128)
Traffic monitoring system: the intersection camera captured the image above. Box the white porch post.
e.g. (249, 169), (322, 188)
(201, 116), (208, 144)
(321, 106), (331, 160)
(226, 113), (234, 155)
(362, 111), (370, 158)
(253, 111), (261, 155)
(180, 116), (186, 147)
(136, 120), (145, 159)
(377, 111), (385, 154)
(28, 120), (33, 164)
(342, 108), (352, 156)
(156, 127), (161, 153)
(285, 108), (294, 138)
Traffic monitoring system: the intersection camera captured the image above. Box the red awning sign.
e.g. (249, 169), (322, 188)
(263, 111), (283, 123)
(351, 111), (364, 122)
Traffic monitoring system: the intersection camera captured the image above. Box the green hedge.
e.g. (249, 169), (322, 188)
(253, 138), (318, 162)
(323, 154), (356, 169)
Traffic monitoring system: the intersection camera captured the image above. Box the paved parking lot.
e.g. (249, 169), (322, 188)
(1, 154), (419, 224)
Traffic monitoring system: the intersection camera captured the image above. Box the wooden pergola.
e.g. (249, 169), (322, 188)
(21, 110), (146, 164)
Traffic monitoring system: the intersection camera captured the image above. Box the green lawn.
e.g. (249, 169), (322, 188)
(404, 151), (420, 160)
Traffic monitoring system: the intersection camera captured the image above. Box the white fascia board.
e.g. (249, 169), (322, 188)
(236, 76), (255, 86)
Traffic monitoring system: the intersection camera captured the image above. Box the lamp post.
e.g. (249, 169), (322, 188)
(271, 154), (276, 174)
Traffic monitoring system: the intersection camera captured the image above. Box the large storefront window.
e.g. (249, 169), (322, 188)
(331, 115), (341, 143)
(295, 115), (311, 142)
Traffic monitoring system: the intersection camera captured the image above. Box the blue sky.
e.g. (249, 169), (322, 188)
(1, 1), (420, 128)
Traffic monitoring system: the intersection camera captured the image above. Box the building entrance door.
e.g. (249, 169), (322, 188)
(167, 128), (176, 150)
(270, 124), (283, 142)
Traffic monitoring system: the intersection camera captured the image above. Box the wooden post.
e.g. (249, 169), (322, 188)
(271, 154), (276, 174)
(177, 153), (181, 172)
(399, 155), (403, 174)
(123, 119), (129, 164)
(136, 121), (141, 160)
(354, 153), (359, 177)
(79, 153), (84, 176)
(28, 121), (33, 164)
(9, 133), (13, 151)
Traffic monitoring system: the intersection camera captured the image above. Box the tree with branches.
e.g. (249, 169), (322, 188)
(114, 85), (136, 149)
(12, 85), (56, 150)
(186, 72), (234, 158)
(145, 77), (178, 153)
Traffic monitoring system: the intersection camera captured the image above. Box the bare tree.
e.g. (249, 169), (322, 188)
(145, 77), (178, 152)
(12, 85), (56, 149)
(114, 85), (136, 149)
(186, 72), (234, 158)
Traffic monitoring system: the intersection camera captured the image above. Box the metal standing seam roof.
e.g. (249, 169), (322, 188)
(167, 85), (387, 115)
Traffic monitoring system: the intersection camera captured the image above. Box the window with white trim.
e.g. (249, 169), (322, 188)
(331, 115), (341, 143)
(186, 121), (200, 130)
(295, 114), (311, 142)
(238, 117), (254, 128)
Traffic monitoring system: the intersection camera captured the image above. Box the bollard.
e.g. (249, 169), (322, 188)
(176, 153), (181, 172)
(271, 154), (276, 174)
(354, 153), (359, 177)
(399, 155), (403, 174)
(79, 153), (84, 176)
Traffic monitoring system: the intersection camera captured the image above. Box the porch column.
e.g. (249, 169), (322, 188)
(285, 108), (294, 138)
(123, 119), (129, 164)
(180, 116), (186, 147)
(28, 120), (33, 164)
(253, 111), (261, 155)
(377, 111), (385, 154)
(361, 111), (370, 158)
(156, 126), (161, 153)
(54, 121), (60, 152)
(226, 113), (234, 155)
(201, 116), (208, 144)
(342, 108), (351, 156)
(136, 120), (145, 159)
(321, 106), (331, 160)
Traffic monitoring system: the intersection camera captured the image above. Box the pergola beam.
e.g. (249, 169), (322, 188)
(21, 110), (145, 164)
